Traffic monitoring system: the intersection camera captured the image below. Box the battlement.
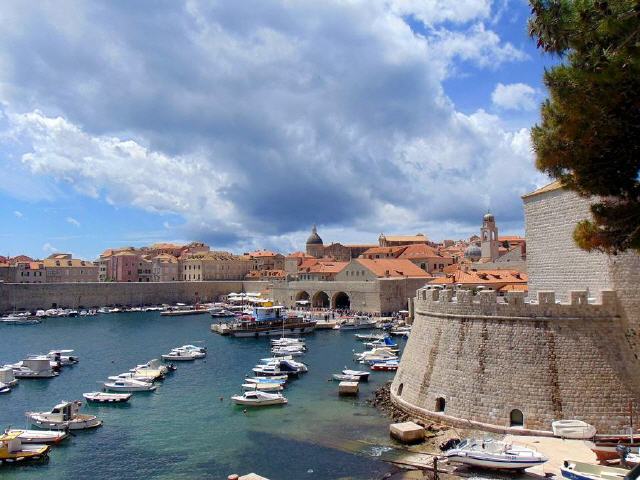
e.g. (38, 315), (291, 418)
(414, 287), (619, 320)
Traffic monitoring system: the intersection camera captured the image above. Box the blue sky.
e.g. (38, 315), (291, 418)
(0, 0), (557, 259)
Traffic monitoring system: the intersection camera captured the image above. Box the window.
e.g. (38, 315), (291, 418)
(435, 397), (445, 412)
(397, 383), (404, 397)
(510, 409), (524, 427)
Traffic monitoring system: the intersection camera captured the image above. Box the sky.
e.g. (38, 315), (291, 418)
(0, 0), (557, 260)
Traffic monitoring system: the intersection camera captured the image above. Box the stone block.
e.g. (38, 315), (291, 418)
(339, 381), (359, 395)
(390, 421), (425, 444)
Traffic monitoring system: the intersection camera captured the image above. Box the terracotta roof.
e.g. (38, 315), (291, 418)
(355, 259), (431, 278)
(381, 234), (427, 242)
(43, 258), (95, 268)
(11, 255), (34, 264)
(521, 180), (563, 199)
(249, 250), (281, 258)
(498, 236), (525, 243)
(286, 251), (310, 258)
(149, 243), (183, 249)
(398, 244), (451, 260)
(361, 246), (406, 256)
(342, 244), (378, 248)
(153, 253), (179, 263)
(305, 261), (348, 274)
(429, 268), (527, 286)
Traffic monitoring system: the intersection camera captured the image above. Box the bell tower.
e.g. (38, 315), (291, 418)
(480, 212), (499, 262)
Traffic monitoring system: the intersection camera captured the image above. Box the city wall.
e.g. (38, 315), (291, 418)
(0, 281), (270, 312)
(391, 288), (640, 434)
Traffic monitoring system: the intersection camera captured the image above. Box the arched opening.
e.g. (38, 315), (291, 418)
(435, 397), (446, 412)
(332, 291), (350, 310)
(510, 409), (524, 427)
(312, 291), (330, 308)
(295, 291), (310, 307)
(397, 383), (404, 397)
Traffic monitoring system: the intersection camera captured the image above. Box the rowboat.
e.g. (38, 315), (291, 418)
(552, 420), (597, 439)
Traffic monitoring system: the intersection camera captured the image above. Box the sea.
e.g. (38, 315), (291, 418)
(0, 312), (403, 479)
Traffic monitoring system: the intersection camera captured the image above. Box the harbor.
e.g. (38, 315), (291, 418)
(0, 310), (404, 479)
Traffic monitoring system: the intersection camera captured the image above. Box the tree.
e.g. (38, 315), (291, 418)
(528, 0), (640, 253)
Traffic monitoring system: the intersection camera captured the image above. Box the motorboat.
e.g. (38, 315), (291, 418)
(10, 357), (58, 378)
(108, 372), (158, 383)
(355, 333), (385, 341)
(130, 359), (169, 380)
(342, 369), (370, 381)
(231, 390), (288, 406)
(587, 435), (640, 462)
(252, 365), (286, 377)
(47, 349), (79, 366)
(371, 360), (399, 371)
(241, 383), (284, 392)
(245, 377), (287, 384)
(83, 392), (132, 403)
(335, 315), (377, 331)
(552, 420), (597, 439)
(103, 378), (157, 392)
(0, 367), (17, 387)
(390, 326), (412, 336)
(161, 350), (197, 361)
(26, 400), (102, 430)
(177, 344), (207, 354)
(332, 374), (361, 382)
(5, 429), (69, 444)
(364, 337), (397, 349)
(444, 438), (548, 470)
(0, 431), (50, 464)
(210, 306), (233, 318)
(560, 460), (629, 480)
(0, 382), (10, 394)
(271, 337), (305, 346)
(355, 347), (398, 364)
(221, 306), (317, 337)
(1, 315), (41, 325)
(97, 307), (110, 314)
(279, 359), (308, 374)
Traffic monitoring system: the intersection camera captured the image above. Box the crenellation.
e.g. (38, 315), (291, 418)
(570, 290), (588, 306)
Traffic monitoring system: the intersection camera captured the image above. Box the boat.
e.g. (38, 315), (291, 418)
(354, 347), (398, 364)
(160, 306), (208, 316)
(560, 460), (629, 480)
(46, 350), (79, 366)
(108, 372), (158, 383)
(241, 383), (284, 392)
(83, 392), (132, 403)
(271, 346), (305, 357)
(0, 367), (17, 387)
(552, 420), (597, 439)
(231, 390), (288, 406)
(271, 337), (305, 346)
(244, 377), (287, 384)
(5, 429), (69, 444)
(252, 365), (287, 377)
(210, 307), (233, 318)
(279, 359), (308, 374)
(371, 360), (399, 371)
(9, 357), (58, 378)
(444, 438), (548, 470)
(390, 326), (412, 336)
(0, 382), (10, 394)
(103, 379), (157, 392)
(0, 431), (49, 464)
(342, 369), (370, 381)
(355, 333), (385, 341)
(332, 374), (361, 382)
(335, 315), (377, 331)
(220, 306), (317, 337)
(586, 435), (640, 462)
(364, 337), (397, 349)
(1, 315), (41, 325)
(26, 400), (102, 430)
(161, 350), (197, 361)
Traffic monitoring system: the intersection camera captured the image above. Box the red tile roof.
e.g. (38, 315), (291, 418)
(398, 244), (451, 260)
(428, 268), (527, 286)
(355, 259), (431, 278)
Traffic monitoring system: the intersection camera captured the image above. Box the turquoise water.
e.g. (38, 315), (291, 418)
(0, 313), (402, 479)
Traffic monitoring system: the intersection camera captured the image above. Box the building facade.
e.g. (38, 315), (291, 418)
(182, 252), (251, 281)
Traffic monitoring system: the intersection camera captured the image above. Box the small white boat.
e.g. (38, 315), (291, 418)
(279, 359), (308, 374)
(271, 337), (305, 346)
(109, 372), (157, 383)
(0, 382), (10, 394)
(342, 369), (370, 381)
(1, 315), (41, 325)
(336, 315), (377, 330)
(332, 374), (361, 382)
(560, 460), (628, 480)
(231, 390), (288, 406)
(5, 429), (69, 444)
(103, 379), (156, 392)
(83, 392), (132, 403)
(241, 383), (283, 392)
(0, 367), (17, 387)
(355, 333), (385, 341)
(552, 420), (597, 439)
(47, 350), (79, 366)
(244, 377), (287, 384)
(161, 350), (197, 361)
(444, 438), (548, 470)
(26, 400), (102, 430)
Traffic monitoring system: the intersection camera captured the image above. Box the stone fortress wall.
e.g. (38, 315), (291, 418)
(0, 281), (269, 313)
(391, 185), (640, 435)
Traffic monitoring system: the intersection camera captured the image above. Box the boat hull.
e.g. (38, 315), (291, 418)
(446, 454), (547, 470)
(232, 325), (316, 337)
(27, 415), (102, 431)
(8, 430), (69, 444)
(231, 397), (287, 406)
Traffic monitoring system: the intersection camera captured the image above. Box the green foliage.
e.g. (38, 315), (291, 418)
(529, 0), (640, 253)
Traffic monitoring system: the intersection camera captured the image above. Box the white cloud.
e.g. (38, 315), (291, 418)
(66, 216), (81, 227)
(42, 242), (57, 253)
(13, 210), (23, 218)
(491, 82), (537, 110)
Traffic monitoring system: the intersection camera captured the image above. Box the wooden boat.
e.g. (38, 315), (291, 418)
(26, 400), (102, 430)
(231, 391), (287, 406)
(587, 436), (640, 462)
(553, 420), (597, 439)
(0, 431), (49, 464)
(83, 392), (132, 403)
(5, 429), (69, 444)
(560, 460), (629, 480)
(444, 438), (548, 470)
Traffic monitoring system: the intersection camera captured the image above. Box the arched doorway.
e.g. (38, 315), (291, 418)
(510, 409), (524, 427)
(332, 291), (350, 310)
(435, 397), (446, 412)
(295, 291), (310, 309)
(312, 291), (330, 308)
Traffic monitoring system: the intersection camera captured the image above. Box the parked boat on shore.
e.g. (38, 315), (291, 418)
(586, 435), (640, 462)
(444, 438), (548, 470)
(552, 420), (597, 439)
(26, 400), (102, 430)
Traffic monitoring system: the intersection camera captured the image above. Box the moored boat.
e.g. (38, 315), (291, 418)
(244, 376), (287, 384)
(103, 379), (156, 392)
(26, 400), (102, 430)
(83, 392), (132, 403)
(342, 369), (370, 381)
(220, 306), (317, 337)
(335, 315), (377, 331)
(0, 431), (49, 464)
(332, 374), (361, 382)
(231, 390), (288, 406)
(444, 438), (548, 470)
(5, 429), (69, 444)
(371, 360), (399, 371)
(552, 420), (597, 439)
(241, 383), (283, 392)
(0, 367), (17, 387)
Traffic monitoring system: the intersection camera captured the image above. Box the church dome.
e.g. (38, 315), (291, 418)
(484, 212), (495, 222)
(464, 244), (481, 261)
(306, 225), (323, 245)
